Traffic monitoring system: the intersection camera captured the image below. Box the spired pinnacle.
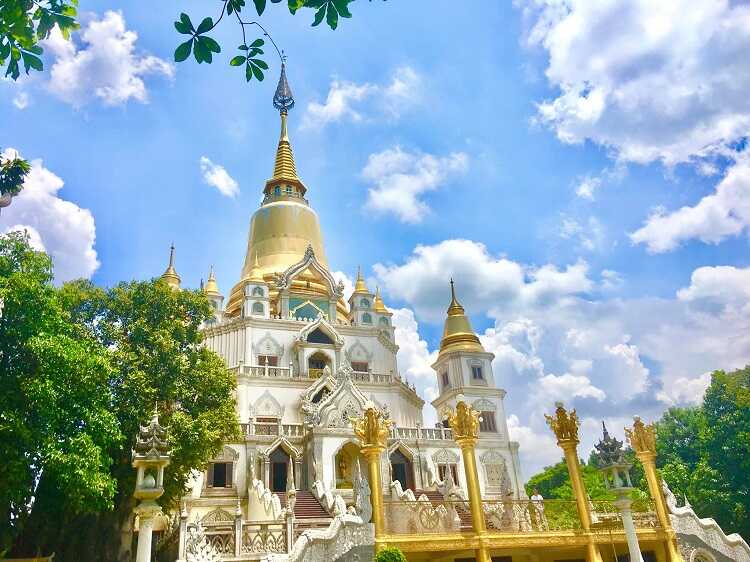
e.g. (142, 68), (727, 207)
(273, 62), (295, 114)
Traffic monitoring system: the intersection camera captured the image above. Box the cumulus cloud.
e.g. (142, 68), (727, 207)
(0, 149), (98, 281)
(559, 215), (608, 252)
(200, 157), (240, 198)
(301, 66), (421, 130)
(12, 92), (29, 110)
(44, 10), (173, 107)
(362, 147), (468, 223)
(630, 153), (750, 252)
(522, 0), (750, 167)
(375, 238), (750, 478)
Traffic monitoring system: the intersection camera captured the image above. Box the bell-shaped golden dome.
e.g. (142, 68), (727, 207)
(439, 280), (484, 355)
(160, 245), (181, 290)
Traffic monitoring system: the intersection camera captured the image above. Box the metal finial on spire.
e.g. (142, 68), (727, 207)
(273, 62), (294, 114)
(169, 244), (175, 267)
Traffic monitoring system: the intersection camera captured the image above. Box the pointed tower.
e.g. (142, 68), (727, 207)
(431, 280), (509, 441)
(203, 266), (224, 320)
(160, 245), (181, 290)
(373, 287), (393, 331)
(242, 255), (270, 319)
(225, 63), (340, 317)
(348, 266), (375, 326)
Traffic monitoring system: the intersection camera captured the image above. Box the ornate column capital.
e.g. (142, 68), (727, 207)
(625, 416), (657, 459)
(545, 402), (580, 446)
(447, 397), (480, 447)
(352, 402), (392, 454)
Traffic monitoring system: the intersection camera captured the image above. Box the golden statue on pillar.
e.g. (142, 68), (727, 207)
(446, 397), (480, 444)
(545, 401), (580, 444)
(625, 415), (657, 455)
(351, 402), (392, 450)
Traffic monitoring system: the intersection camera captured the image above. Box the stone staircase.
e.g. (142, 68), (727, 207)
(278, 490), (332, 519)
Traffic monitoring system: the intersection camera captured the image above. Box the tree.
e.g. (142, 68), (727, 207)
(656, 368), (750, 540)
(0, 0), (78, 79)
(0, 231), (120, 556)
(375, 546), (408, 562)
(524, 459), (616, 501)
(2, 0), (373, 82)
(0, 149), (30, 202)
(2, 233), (240, 561)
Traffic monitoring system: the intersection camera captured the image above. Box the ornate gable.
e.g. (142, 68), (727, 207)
(251, 390), (284, 418)
(432, 448), (460, 464)
(473, 398), (496, 412)
(345, 339), (373, 363)
(301, 365), (369, 429)
(253, 332), (284, 357)
(296, 315), (344, 347)
(261, 436), (302, 461)
(275, 244), (344, 298)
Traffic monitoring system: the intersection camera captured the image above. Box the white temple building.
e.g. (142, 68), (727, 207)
(162, 65), (524, 543)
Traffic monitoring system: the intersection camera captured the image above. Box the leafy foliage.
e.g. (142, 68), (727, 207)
(375, 546), (408, 562)
(525, 459), (617, 501)
(0, 150), (30, 197)
(173, 0), (372, 83)
(0, 0), (79, 80)
(656, 368), (750, 540)
(2, 233), (240, 560)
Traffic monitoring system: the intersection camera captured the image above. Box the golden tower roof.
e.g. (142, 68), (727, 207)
(225, 64), (340, 317)
(439, 279), (484, 355)
(203, 265), (221, 297)
(374, 287), (388, 313)
(160, 245), (181, 290)
(353, 266), (370, 295)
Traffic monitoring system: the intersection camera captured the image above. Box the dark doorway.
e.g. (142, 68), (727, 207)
(390, 449), (413, 491)
(270, 448), (290, 492)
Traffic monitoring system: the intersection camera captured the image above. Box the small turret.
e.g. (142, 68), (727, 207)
(160, 245), (181, 290)
(348, 267), (375, 326)
(203, 266), (224, 320)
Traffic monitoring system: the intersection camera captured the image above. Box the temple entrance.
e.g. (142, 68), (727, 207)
(308, 351), (331, 379)
(269, 447), (290, 492)
(335, 442), (363, 489)
(389, 449), (414, 491)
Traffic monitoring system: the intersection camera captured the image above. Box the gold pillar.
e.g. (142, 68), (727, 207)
(352, 404), (392, 547)
(626, 417), (685, 562)
(545, 403), (603, 562)
(448, 398), (490, 562)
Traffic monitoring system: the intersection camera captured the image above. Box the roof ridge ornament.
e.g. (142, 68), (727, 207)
(273, 61), (294, 114)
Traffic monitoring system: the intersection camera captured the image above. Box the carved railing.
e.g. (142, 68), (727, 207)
(389, 426), (454, 441)
(203, 524), (235, 555)
(241, 521), (287, 554)
(383, 499), (465, 535)
(483, 499), (580, 532)
(589, 499), (659, 531)
(240, 422), (304, 438)
(232, 364), (397, 385)
(309, 368), (324, 379)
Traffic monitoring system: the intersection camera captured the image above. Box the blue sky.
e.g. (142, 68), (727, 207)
(3, 0), (750, 476)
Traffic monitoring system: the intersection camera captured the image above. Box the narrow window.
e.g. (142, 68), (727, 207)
(207, 462), (233, 488)
(351, 361), (368, 373)
(361, 312), (372, 324)
(252, 302), (264, 315)
(441, 371), (450, 389)
(257, 355), (278, 366)
(471, 365), (484, 380)
(274, 186), (281, 196)
(479, 411), (497, 433)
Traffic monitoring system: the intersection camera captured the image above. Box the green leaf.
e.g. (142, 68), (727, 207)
(193, 38), (211, 63)
(250, 38), (265, 48)
(179, 13), (195, 33)
(253, 0), (266, 15)
(21, 51), (43, 73)
(174, 19), (192, 34)
(196, 17), (214, 35)
(245, 62), (254, 82)
(332, 0), (353, 18)
(202, 36), (221, 53)
(287, 0), (305, 13)
(326, 3), (338, 29)
(251, 62), (264, 81)
(0, 42), (11, 61)
(312, 5), (326, 26)
(230, 55), (246, 66)
(238, 45), (249, 51)
(250, 58), (268, 70)
(174, 39), (193, 62)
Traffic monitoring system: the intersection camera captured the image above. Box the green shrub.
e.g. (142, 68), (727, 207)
(375, 547), (407, 562)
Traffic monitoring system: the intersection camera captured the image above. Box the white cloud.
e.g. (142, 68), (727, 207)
(0, 149), (98, 281)
(2, 224), (45, 251)
(300, 66), (421, 130)
(375, 238), (750, 478)
(575, 175), (601, 200)
(362, 147), (468, 223)
(199, 156), (239, 198)
(559, 215), (607, 252)
(507, 414), (561, 474)
(522, 0), (750, 167)
(12, 92), (29, 110)
(45, 10), (173, 107)
(630, 154), (750, 252)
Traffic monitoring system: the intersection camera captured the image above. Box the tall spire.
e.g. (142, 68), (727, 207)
(353, 266), (369, 294)
(439, 279), (484, 355)
(374, 286), (388, 313)
(267, 62), (303, 193)
(160, 244), (181, 290)
(203, 265), (221, 297)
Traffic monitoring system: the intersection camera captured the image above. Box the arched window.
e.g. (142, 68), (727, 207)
(252, 302), (264, 315)
(361, 312), (372, 324)
(274, 186), (281, 196)
(360, 298), (370, 308)
(252, 286), (264, 297)
(379, 317), (389, 326)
